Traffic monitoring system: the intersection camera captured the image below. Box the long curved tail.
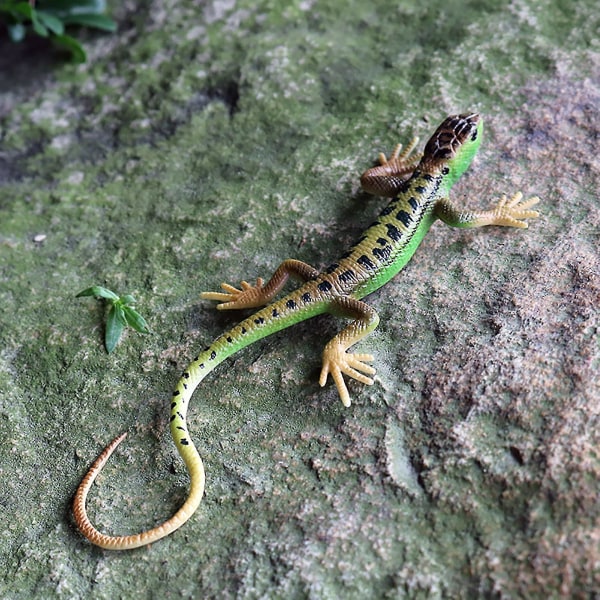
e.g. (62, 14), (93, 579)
(72, 356), (211, 549)
(72, 299), (325, 550)
(72, 427), (205, 550)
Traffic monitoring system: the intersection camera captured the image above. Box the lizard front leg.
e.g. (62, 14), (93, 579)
(434, 192), (540, 229)
(201, 259), (319, 310)
(360, 136), (422, 197)
(320, 297), (380, 407)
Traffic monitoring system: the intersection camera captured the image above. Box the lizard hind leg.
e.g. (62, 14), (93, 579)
(201, 259), (319, 310)
(319, 297), (380, 407)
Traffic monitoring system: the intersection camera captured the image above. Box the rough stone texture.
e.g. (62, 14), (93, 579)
(0, 1), (598, 598)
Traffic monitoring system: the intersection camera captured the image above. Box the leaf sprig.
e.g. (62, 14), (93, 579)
(77, 286), (150, 353)
(0, 0), (116, 62)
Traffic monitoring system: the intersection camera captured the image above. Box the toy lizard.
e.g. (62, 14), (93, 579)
(73, 113), (540, 549)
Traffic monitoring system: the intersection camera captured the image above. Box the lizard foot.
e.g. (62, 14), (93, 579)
(377, 136), (421, 167)
(200, 278), (266, 310)
(319, 343), (376, 407)
(360, 136), (422, 197)
(485, 192), (540, 228)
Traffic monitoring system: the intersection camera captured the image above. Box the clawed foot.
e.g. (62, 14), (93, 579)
(377, 136), (421, 168)
(360, 137), (422, 197)
(486, 192), (540, 228)
(319, 343), (376, 407)
(200, 278), (266, 310)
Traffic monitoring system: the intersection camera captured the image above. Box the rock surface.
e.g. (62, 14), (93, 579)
(0, 1), (598, 597)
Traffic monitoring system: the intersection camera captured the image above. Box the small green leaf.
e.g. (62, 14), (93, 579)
(78, 285), (150, 351)
(52, 33), (87, 63)
(105, 305), (126, 353)
(36, 0), (107, 18)
(62, 13), (116, 32)
(31, 11), (49, 37)
(76, 285), (120, 301)
(120, 294), (136, 306)
(123, 307), (150, 334)
(36, 10), (65, 35)
(10, 2), (33, 19)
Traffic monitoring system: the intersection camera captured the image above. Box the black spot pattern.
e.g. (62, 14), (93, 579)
(318, 281), (333, 293)
(357, 255), (376, 270)
(286, 299), (296, 309)
(380, 204), (395, 216)
(372, 246), (391, 261)
(385, 223), (402, 241)
(396, 210), (412, 227)
(302, 292), (312, 302)
(339, 270), (356, 284)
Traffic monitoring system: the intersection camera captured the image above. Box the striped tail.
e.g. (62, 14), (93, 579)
(73, 299), (326, 549)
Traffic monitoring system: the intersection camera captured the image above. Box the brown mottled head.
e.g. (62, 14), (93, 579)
(420, 113), (483, 186)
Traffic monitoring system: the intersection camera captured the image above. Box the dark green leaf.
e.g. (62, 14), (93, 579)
(120, 294), (136, 306)
(115, 304), (128, 325)
(9, 2), (33, 19)
(62, 13), (116, 32)
(105, 305), (126, 353)
(123, 307), (150, 334)
(36, 0), (107, 18)
(76, 285), (119, 301)
(31, 11), (49, 37)
(52, 33), (86, 62)
(36, 10), (64, 35)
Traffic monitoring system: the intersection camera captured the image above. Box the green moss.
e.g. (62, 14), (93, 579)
(0, 0), (598, 597)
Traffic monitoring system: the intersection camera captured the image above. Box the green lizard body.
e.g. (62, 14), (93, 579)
(73, 113), (540, 549)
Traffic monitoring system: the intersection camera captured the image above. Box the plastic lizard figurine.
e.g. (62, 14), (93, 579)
(73, 113), (540, 549)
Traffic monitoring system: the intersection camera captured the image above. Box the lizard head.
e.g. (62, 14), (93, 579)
(420, 113), (483, 189)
